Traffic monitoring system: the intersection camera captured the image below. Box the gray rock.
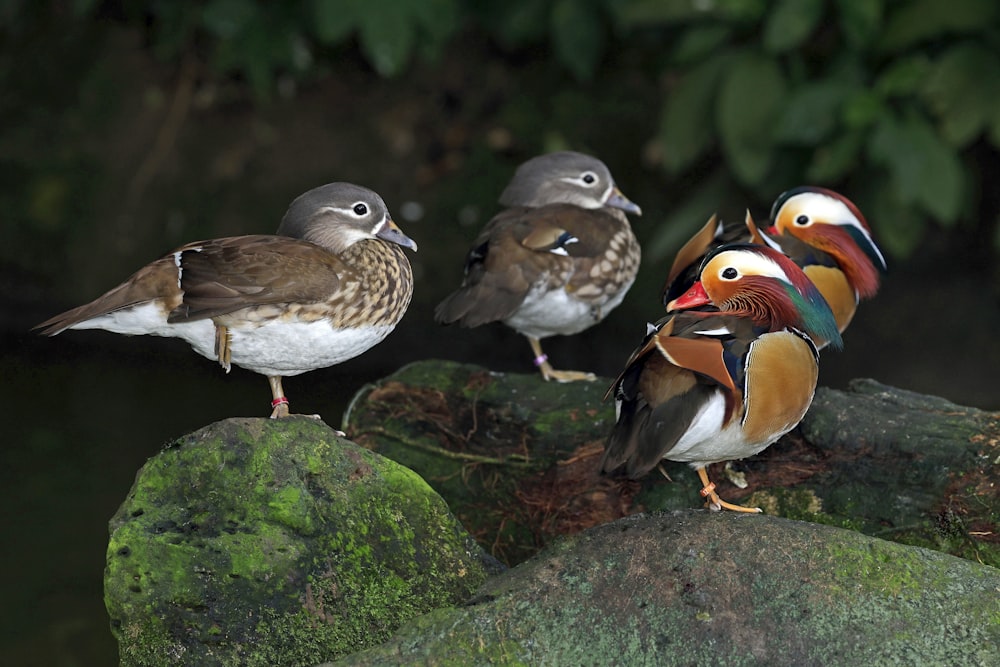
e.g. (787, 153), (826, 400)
(335, 510), (1000, 666)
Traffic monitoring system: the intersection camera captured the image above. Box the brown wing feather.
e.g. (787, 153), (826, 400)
(435, 202), (634, 326)
(33, 255), (182, 335)
(168, 236), (346, 322)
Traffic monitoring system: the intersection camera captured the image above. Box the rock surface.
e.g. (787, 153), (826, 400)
(332, 511), (1000, 666)
(105, 417), (499, 667)
(105, 363), (1000, 665)
(346, 360), (1000, 567)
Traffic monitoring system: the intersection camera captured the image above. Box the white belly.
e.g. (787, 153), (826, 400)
(71, 303), (395, 377)
(503, 280), (632, 339)
(662, 391), (785, 468)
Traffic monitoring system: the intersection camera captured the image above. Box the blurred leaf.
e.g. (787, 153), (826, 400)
(922, 42), (1000, 147)
(659, 51), (733, 173)
(552, 0), (605, 80)
(880, 0), (997, 54)
(841, 89), (886, 130)
(713, 0), (768, 23)
(358, 1), (416, 77)
(608, 0), (706, 27)
(610, 0), (764, 27)
(835, 0), (882, 49)
(670, 24), (733, 64)
(201, 0), (259, 39)
(805, 129), (864, 182)
(874, 54), (931, 97)
(411, 0), (461, 59)
(763, 0), (824, 54)
(312, 0), (360, 43)
(715, 51), (787, 185)
(868, 112), (964, 225)
(774, 81), (849, 144)
(212, 11), (301, 98)
(477, 0), (549, 48)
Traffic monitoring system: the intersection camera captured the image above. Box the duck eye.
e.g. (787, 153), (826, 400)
(581, 171), (597, 185)
(721, 267), (738, 280)
(795, 214), (809, 226)
(353, 203), (368, 216)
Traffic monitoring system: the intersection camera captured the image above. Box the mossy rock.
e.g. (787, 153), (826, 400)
(333, 511), (1000, 666)
(105, 417), (499, 667)
(346, 361), (1000, 568)
(344, 359), (628, 564)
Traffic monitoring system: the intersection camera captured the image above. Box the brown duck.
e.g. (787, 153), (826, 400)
(435, 151), (642, 382)
(35, 182), (417, 418)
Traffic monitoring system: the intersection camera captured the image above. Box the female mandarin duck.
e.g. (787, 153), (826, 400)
(35, 183), (417, 419)
(602, 243), (842, 512)
(662, 186), (885, 346)
(435, 151), (642, 382)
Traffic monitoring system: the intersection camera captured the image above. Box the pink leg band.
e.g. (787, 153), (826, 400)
(533, 354), (549, 367)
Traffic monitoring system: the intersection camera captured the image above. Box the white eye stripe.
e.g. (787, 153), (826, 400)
(790, 194), (863, 233)
(319, 203), (373, 217)
(559, 173), (603, 188)
(712, 251), (791, 283)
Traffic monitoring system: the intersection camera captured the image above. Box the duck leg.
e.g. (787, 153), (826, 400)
(214, 323), (232, 372)
(527, 336), (596, 383)
(696, 466), (762, 513)
(268, 376), (290, 419)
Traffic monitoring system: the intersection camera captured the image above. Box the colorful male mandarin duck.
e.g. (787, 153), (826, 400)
(662, 187), (885, 346)
(36, 182), (417, 419)
(602, 244), (841, 512)
(434, 151), (642, 382)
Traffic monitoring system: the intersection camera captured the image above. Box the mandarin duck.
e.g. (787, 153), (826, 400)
(35, 182), (417, 419)
(602, 244), (842, 512)
(662, 187), (885, 347)
(434, 151), (642, 382)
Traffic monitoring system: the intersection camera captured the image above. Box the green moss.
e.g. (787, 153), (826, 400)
(266, 485), (315, 534)
(106, 417), (492, 666)
(746, 486), (867, 531)
(824, 539), (933, 600)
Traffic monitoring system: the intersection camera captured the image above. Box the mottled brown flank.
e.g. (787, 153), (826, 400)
(565, 215), (640, 305)
(216, 239), (413, 329)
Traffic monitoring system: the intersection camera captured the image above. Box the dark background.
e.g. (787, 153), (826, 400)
(3, 2), (999, 664)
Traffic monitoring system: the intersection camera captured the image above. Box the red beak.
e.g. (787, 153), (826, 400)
(667, 280), (711, 311)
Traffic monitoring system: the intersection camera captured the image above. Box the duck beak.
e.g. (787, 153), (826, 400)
(376, 217), (418, 251)
(605, 186), (642, 216)
(667, 280), (710, 311)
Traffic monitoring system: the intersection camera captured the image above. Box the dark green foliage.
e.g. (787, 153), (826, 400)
(4, 0), (1000, 259)
(646, 0), (1000, 257)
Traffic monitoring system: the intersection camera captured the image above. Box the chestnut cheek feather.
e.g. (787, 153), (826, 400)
(801, 224), (882, 298)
